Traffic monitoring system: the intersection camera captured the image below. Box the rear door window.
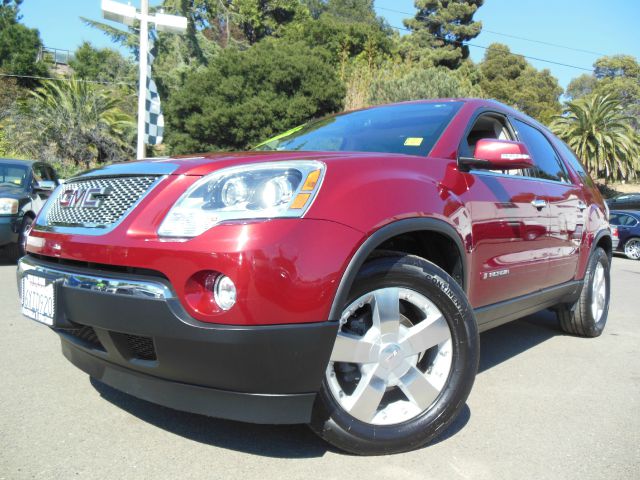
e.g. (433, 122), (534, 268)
(616, 213), (639, 227)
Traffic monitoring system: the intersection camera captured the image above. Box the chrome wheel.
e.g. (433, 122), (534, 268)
(326, 287), (453, 426)
(624, 239), (640, 260)
(590, 262), (606, 322)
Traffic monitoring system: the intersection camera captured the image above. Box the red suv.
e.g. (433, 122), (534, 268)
(17, 99), (612, 455)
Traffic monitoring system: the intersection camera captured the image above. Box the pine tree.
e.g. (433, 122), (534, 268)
(403, 0), (483, 69)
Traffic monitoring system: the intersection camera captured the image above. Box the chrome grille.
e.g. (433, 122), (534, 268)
(46, 176), (159, 228)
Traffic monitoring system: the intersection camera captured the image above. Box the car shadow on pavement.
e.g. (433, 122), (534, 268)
(88, 310), (559, 458)
(0, 252), (17, 266)
(90, 379), (471, 457)
(90, 377), (330, 458)
(478, 309), (560, 373)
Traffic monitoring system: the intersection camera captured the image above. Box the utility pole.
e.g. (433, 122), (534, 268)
(101, 0), (187, 159)
(136, 0), (149, 159)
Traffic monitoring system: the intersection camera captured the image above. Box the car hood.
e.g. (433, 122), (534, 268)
(0, 185), (27, 199)
(69, 151), (416, 179)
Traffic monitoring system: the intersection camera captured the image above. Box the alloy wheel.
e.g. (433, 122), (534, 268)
(326, 287), (453, 425)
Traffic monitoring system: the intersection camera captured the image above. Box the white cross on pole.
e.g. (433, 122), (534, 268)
(101, 0), (187, 159)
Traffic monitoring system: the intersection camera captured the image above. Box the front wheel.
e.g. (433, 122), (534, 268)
(623, 238), (640, 260)
(310, 254), (479, 455)
(4, 215), (33, 260)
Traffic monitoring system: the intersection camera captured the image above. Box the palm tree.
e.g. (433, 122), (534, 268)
(10, 77), (135, 168)
(551, 93), (640, 182)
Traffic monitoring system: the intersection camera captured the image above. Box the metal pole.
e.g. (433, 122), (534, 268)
(136, 0), (149, 159)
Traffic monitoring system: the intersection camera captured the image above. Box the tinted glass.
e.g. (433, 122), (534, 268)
(555, 141), (595, 188)
(512, 119), (568, 182)
(0, 163), (29, 188)
(32, 163), (51, 182)
(615, 214), (638, 226)
(45, 165), (59, 184)
(255, 102), (464, 157)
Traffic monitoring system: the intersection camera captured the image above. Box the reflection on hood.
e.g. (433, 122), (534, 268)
(0, 185), (27, 198)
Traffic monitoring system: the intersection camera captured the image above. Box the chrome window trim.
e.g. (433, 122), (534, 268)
(18, 256), (174, 300)
(34, 175), (168, 236)
(469, 169), (576, 186)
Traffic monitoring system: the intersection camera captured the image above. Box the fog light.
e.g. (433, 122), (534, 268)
(213, 275), (236, 310)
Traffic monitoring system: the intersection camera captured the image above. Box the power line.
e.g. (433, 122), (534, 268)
(0, 73), (135, 86)
(375, 5), (607, 58)
(479, 30), (607, 57)
(382, 23), (594, 72)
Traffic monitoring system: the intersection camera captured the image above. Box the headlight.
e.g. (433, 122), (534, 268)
(158, 161), (325, 238)
(0, 198), (19, 215)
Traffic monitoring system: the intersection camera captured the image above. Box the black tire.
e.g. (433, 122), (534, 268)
(310, 253), (479, 455)
(557, 247), (610, 337)
(5, 215), (33, 260)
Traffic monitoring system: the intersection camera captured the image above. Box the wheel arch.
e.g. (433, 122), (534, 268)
(593, 228), (613, 263)
(328, 217), (467, 320)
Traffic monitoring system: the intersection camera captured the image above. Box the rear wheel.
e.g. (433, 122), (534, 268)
(310, 254), (479, 455)
(556, 247), (610, 337)
(623, 238), (640, 260)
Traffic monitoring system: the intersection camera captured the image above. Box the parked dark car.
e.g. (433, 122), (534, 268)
(17, 99), (613, 455)
(609, 210), (640, 260)
(606, 193), (640, 211)
(0, 159), (59, 258)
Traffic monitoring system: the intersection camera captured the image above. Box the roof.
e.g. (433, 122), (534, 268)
(0, 158), (36, 166)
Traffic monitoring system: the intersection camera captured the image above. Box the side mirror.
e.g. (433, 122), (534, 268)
(459, 139), (533, 171)
(34, 180), (56, 192)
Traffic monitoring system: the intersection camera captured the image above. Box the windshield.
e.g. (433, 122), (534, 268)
(0, 163), (29, 189)
(255, 101), (464, 157)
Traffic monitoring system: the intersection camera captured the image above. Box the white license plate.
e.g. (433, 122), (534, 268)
(21, 274), (56, 326)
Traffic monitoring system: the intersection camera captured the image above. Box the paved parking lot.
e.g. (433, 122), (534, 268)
(1, 255), (638, 480)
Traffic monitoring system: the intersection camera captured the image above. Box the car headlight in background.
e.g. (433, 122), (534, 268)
(0, 199), (19, 215)
(158, 161), (325, 238)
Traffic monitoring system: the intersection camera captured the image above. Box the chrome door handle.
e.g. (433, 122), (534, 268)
(577, 200), (587, 211)
(531, 199), (547, 210)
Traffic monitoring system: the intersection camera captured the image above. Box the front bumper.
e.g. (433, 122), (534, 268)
(18, 255), (338, 424)
(0, 215), (18, 246)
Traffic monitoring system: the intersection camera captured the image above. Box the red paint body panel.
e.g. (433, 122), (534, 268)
(28, 218), (363, 325)
(27, 98), (610, 325)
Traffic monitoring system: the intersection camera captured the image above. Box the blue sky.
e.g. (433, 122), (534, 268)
(19, 0), (640, 90)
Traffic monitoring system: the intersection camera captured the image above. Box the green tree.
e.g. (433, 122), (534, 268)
(0, 0), (48, 86)
(403, 0), (484, 69)
(164, 39), (345, 153)
(284, 7), (396, 73)
(8, 78), (135, 168)
(69, 41), (136, 84)
(228, 0), (309, 44)
(551, 94), (639, 182)
(565, 73), (598, 100)
(479, 43), (562, 123)
(368, 64), (482, 105)
(594, 55), (640, 131)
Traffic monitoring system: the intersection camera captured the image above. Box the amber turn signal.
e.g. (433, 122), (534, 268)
(302, 169), (321, 191)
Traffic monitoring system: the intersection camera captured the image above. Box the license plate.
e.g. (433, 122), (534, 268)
(21, 274), (57, 326)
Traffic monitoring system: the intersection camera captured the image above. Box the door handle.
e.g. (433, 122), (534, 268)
(577, 201), (587, 211)
(531, 199), (547, 210)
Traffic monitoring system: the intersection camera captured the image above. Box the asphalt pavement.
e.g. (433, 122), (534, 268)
(1, 254), (638, 480)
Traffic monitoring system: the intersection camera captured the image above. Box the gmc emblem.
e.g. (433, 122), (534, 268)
(59, 187), (110, 209)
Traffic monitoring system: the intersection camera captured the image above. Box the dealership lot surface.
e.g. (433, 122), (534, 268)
(1, 256), (638, 480)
